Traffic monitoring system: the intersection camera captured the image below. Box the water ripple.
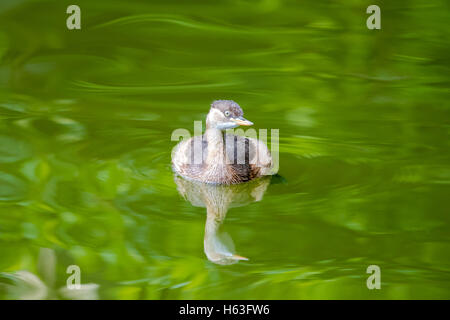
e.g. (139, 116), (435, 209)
(93, 14), (310, 35)
(72, 80), (242, 94)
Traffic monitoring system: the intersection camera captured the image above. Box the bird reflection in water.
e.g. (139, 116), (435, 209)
(174, 175), (271, 265)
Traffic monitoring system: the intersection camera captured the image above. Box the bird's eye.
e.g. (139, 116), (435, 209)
(224, 111), (230, 116)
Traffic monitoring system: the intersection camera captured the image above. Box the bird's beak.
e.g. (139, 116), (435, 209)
(231, 116), (253, 126)
(231, 254), (249, 261)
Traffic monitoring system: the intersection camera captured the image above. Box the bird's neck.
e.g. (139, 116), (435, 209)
(202, 128), (236, 183)
(204, 128), (227, 164)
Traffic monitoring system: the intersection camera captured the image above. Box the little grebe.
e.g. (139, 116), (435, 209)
(172, 100), (274, 184)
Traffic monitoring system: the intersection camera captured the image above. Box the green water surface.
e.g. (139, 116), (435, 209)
(0, 0), (449, 299)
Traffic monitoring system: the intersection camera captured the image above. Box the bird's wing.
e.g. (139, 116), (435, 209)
(247, 136), (273, 175)
(224, 134), (273, 173)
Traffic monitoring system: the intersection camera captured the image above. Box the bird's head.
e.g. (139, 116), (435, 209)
(206, 100), (253, 130)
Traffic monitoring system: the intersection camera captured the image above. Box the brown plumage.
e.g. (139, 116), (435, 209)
(172, 100), (274, 184)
